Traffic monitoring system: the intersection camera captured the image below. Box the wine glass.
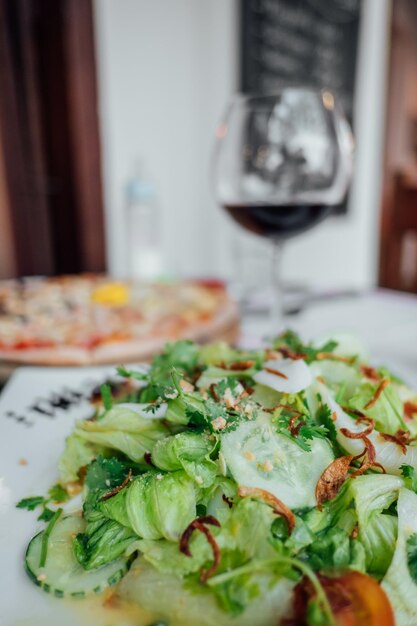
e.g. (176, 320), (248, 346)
(213, 87), (353, 331)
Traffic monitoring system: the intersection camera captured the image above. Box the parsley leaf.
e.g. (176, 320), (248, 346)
(215, 378), (241, 397)
(39, 508), (63, 567)
(315, 404), (337, 443)
(137, 342), (200, 403)
(121, 342), (223, 409)
(48, 483), (69, 503)
(407, 533), (417, 584)
(401, 465), (417, 493)
(17, 483), (69, 518)
(85, 456), (129, 492)
(298, 422), (328, 444)
(275, 408), (329, 452)
(116, 365), (148, 381)
(140, 382), (174, 403)
(100, 383), (113, 411)
(37, 507), (56, 522)
(302, 527), (364, 572)
(16, 496), (46, 511)
(185, 403), (210, 430)
(273, 330), (338, 363)
(152, 340), (199, 374)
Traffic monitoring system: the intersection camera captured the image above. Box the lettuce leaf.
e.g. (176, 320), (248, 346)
(73, 457), (139, 570)
(298, 475), (400, 578)
(118, 559), (294, 626)
(74, 516), (137, 570)
(129, 537), (210, 575)
(196, 365), (257, 390)
(198, 342), (242, 366)
(81, 456), (136, 529)
(126, 471), (196, 540)
(217, 498), (277, 561)
(78, 406), (167, 433)
(359, 513), (397, 577)
(301, 481), (354, 536)
(302, 526), (366, 573)
(382, 488), (417, 626)
(309, 360), (361, 404)
(348, 382), (405, 435)
(130, 498), (281, 617)
(250, 384), (283, 409)
(132, 498), (276, 580)
(165, 394), (207, 426)
(152, 432), (218, 487)
(98, 487), (132, 529)
(350, 474), (403, 577)
(58, 434), (101, 484)
(74, 406), (167, 462)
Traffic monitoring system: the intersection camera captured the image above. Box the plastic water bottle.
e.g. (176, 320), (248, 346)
(125, 170), (162, 281)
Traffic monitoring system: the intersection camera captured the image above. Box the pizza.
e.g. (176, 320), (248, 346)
(0, 275), (239, 365)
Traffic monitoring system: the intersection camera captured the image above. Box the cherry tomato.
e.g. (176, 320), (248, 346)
(286, 571), (395, 626)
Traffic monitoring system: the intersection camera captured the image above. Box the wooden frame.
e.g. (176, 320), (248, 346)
(379, 0), (417, 291)
(0, 0), (106, 276)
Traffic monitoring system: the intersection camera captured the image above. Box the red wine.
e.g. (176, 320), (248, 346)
(223, 203), (333, 238)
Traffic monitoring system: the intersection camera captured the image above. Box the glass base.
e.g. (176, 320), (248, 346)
(234, 283), (311, 317)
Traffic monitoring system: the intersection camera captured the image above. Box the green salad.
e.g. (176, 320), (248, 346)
(18, 331), (417, 625)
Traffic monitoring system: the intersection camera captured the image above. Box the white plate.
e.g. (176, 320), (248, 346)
(0, 366), (148, 626)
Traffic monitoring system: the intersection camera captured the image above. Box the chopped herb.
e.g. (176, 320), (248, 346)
(273, 330), (338, 363)
(307, 597), (333, 626)
(16, 496), (46, 511)
(39, 508), (63, 567)
(48, 483), (69, 503)
(100, 383), (113, 411)
(275, 408), (329, 452)
(17, 485), (68, 519)
(401, 465), (417, 493)
(85, 456), (129, 492)
(116, 365), (148, 381)
(185, 404), (210, 430)
(37, 507), (56, 522)
(152, 340), (199, 374)
(316, 404), (337, 443)
(214, 378), (241, 398)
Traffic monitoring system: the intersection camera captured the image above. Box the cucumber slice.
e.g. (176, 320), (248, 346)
(221, 413), (334, 509)
(25, 514), (130, 598)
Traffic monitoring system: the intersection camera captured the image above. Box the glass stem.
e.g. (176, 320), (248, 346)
(270, 239), (285, 336)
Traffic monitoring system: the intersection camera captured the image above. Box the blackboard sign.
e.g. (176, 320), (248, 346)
(240, 0), (361, 214)
(241, 0), (361, 125)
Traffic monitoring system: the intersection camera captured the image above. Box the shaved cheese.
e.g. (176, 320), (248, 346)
(254, 358), (312, 393)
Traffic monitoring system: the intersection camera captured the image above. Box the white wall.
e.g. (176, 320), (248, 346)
(94, 0), (391, 289)
(94, 0), (239, 279)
